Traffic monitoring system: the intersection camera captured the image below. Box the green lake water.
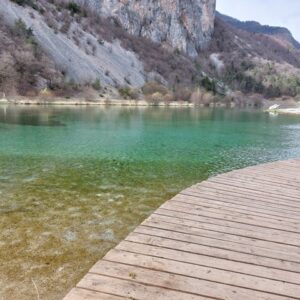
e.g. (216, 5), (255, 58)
(0, 105), (300, 299)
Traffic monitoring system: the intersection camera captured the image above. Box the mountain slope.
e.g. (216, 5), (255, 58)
(217, 12), (300, 50)
(0, 15), (62, 96)
(0, 0), (299, 102)
(195, 14), (300, 100)
(2, 0), (145, 87)
(0, 0), (216, 98)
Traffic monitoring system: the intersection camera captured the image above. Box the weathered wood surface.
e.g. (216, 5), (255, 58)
(64, 159), (300, 300)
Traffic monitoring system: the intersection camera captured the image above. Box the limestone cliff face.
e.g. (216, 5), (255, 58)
(78, 0), (216, 57)
(1, 0), (146, 87)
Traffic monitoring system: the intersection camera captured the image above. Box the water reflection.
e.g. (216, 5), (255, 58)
(0, 106), (65, 126)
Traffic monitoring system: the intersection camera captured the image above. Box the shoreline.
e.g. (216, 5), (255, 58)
(274, 108), (300, 115)
(1, 98), (300, 115)
(0, 97), (234, 108)
(0, 98), (195, 107)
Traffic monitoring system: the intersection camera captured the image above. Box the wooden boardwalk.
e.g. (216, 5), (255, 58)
(64, 159), (300, 300)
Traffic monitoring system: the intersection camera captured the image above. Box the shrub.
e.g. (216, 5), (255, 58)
(92, 79), (101, 90)
(190, 88), (204, 104)
(173, 86), (192, 101)
(12, 19), (33, 37)
(163, 93), (174, 102)
(201, 76), (217, 94)
(118, 86), (139, 99)
(11, 0), (38, 10)
(142, 82), (168, 96)
(67, 2), (81, 15)
(147, 92), (164, 103)
(60, 21), (71, 34)
(202, 92), (215, 105)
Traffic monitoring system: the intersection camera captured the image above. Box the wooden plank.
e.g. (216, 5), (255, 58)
(194, 181), (300, 203)
(100, 250), (300, 297)
(124, 233), (300, 275)
(174, 193), (300, 220)
(155, 209), (300, 247)
(63, 159), (300, 300)
(206, 177), (300, 198)
(63, 288), (124, 300)
(217, 173), (300, 189)
(89, 260), (253, 300)
(161, 201), (300, 233)
(145, 214), (300, 258)
(239, 166), (300, 175)
(219, 166), (300, 183)
(186, 187), (300, 211)
(89, 259), (298, 300)
(218, 169), (300, 185)
(169, 198), (300, 228)
(116, 239), (300, 277)
(179, 190), (300, 219)
(195, 181), (300, 202)
(180, 192), (300, 220)
(77, 273), (211, 300)
(136, 224), (300, 264)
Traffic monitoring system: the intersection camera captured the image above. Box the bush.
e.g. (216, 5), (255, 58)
(12, 19), (33, 38)
(202, 92), (215, 105)
(163, 93), (174, 102)
(146, 92), (164, 103)
(11, 0), (38, 9)
(190, 88), (204, 104)
(118, 86), (139, 99)
(67, 2), (81, 15)
(142, 82), (168, 96)
(201, 76), (217, 94)
(92, 79), (101, 90)
(173, 86), (192, 101)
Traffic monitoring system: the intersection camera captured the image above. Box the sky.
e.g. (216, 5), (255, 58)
(216, 0), (300, 42)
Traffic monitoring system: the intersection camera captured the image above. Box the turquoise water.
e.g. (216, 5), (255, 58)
(0, 105), (300, 299)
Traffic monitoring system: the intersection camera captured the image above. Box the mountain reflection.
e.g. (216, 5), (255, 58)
(0, 106), (65, 126)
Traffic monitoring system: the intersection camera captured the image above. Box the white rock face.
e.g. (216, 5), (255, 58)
(77, 0), (216, 57)
(0, 0), (145, 86)
(0, 0), (216, 86)
(209, 53), (225, 75)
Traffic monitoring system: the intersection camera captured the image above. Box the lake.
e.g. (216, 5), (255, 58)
(0, 105), (300, 299)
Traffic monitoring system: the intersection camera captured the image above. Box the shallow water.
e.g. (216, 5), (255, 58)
(0, 105), (300, 299)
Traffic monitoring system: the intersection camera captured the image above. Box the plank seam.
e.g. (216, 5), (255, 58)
(139, 224), (300, 264)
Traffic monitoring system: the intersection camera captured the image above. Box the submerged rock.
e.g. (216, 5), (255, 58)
(63, 230), (77, 242)
(99, 229), (115, 242)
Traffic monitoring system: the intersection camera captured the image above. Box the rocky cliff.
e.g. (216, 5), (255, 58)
(1, 0), (146, 88)
(1, 0), (299, 101)
(0, 0), (215, 94)
(77, 0), (216, 57)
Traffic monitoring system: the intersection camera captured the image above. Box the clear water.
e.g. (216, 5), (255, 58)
(0, 105), (300, 299)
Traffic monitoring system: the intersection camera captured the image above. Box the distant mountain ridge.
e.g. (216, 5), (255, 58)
(216, 12), (300, 50)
